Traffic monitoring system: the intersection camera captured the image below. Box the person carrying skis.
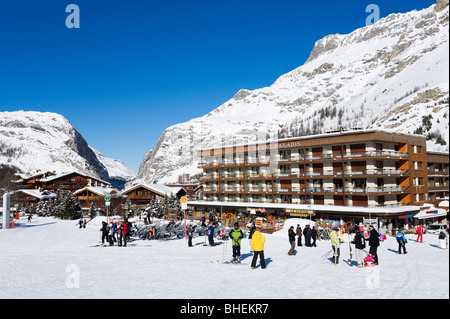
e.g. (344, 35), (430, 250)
(330, 226), (340, 265)
(351, 229), (366, 267)
(230, 222), (244, 262)
(251, 226), (266, 269)
(368, 225), (380, 265)
(288, 226), (297, 255)
(396, 227), (407, 254)
(416, 224), (424, 243)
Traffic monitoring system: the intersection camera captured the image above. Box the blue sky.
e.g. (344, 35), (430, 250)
(0, 0), (436, 173)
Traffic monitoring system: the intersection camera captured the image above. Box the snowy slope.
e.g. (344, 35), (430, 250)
(0, 216), (448, 299)
(0, 111), (109, 180)
(136, 2), (449, 184)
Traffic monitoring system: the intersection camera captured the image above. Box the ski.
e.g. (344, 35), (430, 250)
(348, 233), (353, 267)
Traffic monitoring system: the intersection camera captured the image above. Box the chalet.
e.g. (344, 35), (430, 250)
(12, 189), (56, 210)
(166, 183), (200, 201)
(73, 186), (125, 212)
(122, 184), (186, 208)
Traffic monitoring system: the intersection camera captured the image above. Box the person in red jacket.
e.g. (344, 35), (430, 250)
(416, 224), (424, 243)
(118, 221), (128, 247)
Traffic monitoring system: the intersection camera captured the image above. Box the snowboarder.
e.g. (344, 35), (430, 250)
(207, 222), (215, 246)
(251, 226), (266, 269)
(330, 226), (340, 265)
(230, 222), (244, 262)
(296, 224), (303, 246)
(396, 227), (407, 254)
(351, 229), (366, 267)
(288, 226), (296, 255)
(368, 225), (380, 265)
(416, 224), (424, 243)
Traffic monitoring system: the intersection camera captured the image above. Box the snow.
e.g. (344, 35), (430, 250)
(0, 216), (448, 299)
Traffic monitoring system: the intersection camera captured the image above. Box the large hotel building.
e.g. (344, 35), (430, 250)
(191, 129), (448, 227)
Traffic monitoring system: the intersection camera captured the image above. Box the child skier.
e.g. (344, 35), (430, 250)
(230, 222), (244, 262)
(396, 228), (407, 254)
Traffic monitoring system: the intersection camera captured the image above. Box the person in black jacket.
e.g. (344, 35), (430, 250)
(368, 225), (380, 265)
(100, 221), (109, 245)
(311, 226), (318, 247)
(288, 226), (297, 255)
(352, 230), (366, 267)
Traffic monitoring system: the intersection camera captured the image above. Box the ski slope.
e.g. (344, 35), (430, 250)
(0, 217), (448, 299)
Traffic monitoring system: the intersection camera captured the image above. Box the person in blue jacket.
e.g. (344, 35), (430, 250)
(207, 222), (215, 246)
(396, 227), (408, 254)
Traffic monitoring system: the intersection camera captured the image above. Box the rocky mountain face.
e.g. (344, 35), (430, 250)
(0, 111), (134, 184)
(135, 1), (449, 184)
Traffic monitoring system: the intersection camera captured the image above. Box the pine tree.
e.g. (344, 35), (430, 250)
(89, 202), (97, 220)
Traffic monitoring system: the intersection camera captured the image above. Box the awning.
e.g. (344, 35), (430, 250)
(414, 208), (448, 219)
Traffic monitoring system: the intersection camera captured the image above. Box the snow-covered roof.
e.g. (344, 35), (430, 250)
(14, 189), (56, 200)
(123, 184), (185, 197)
(73, 186), (123, 198)
(414, 207), (448, 219)
(187, 200), (421, 215)
(39, 171), (110, 185)
(438, 200), (449, 208)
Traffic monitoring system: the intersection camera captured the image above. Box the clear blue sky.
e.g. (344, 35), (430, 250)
(0, 0), (436, 173)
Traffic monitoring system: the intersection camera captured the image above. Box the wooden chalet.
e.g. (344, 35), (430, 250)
(73, 186), (125, 212)
(122, 184), (186, 208)
(12, 189), (56, 211)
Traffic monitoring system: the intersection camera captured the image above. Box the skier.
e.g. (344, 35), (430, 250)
(416, 224), (424, 243)
(27, 214), (32, 223)
(296, 224), (303, 246)
(396, 227), (407, 254)
(250, 226), (266, 269)
(108, 222), (115, 246)
(78, 218), (83, 229)
(288, 226), (297, 255)
(368, 225), (380, 265)
(351, 229), (366, 267)
(110, 220), (117, 243)
(330, 226), (340, 265)
(230, 222), (244, 262)
(207, 222), (215, 246)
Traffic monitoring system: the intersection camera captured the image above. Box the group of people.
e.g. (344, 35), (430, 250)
(287, 224), (318, 255)
(329, 224), (380, 267)
(100, 220), (132, 247)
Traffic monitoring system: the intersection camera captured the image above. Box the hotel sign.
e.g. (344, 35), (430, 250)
(286, 209), (314, 217)
(244, 141), (302, 152)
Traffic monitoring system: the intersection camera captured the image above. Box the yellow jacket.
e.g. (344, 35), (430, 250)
(330, 230), (340, 247)
(251, 231), (265, 251)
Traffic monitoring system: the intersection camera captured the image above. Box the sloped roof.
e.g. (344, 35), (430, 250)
(73, 186), (123, 198)
(123, 184), (185, 197)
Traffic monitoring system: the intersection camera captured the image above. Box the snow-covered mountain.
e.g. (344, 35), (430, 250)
(90, 147), (136, 183)
(135, 0), (449, 184)
(0, 111), (135, 183)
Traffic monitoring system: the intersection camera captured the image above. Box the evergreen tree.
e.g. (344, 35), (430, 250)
(89, 202), (97, 220)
